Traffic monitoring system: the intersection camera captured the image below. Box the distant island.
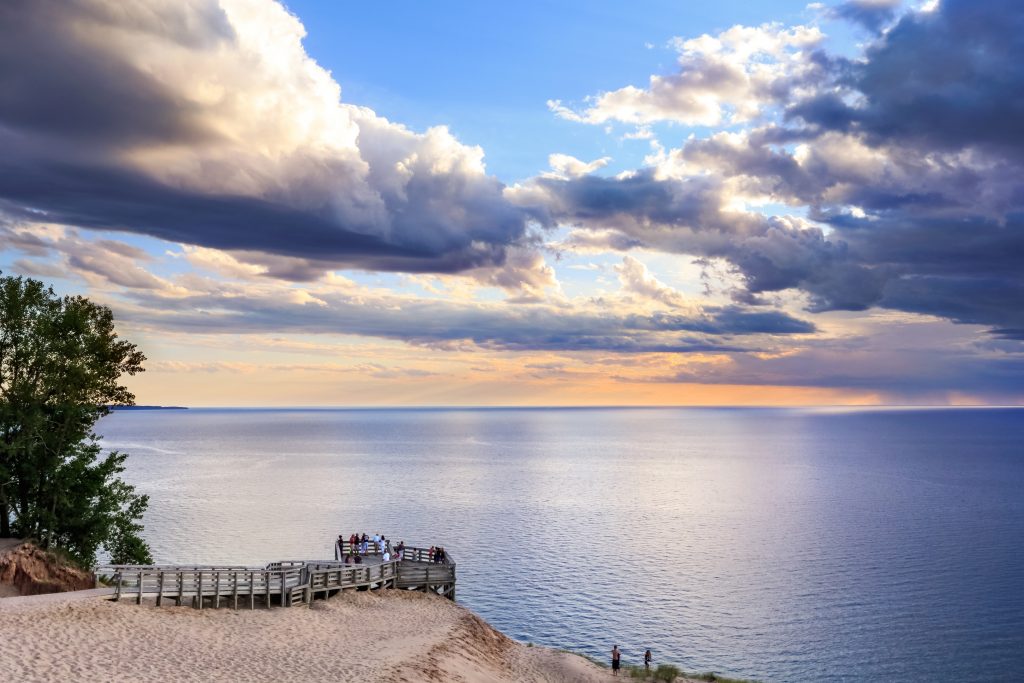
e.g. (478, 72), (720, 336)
(105, 405), (189, 411)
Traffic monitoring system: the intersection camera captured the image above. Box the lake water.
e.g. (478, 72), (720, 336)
(96, 407), (1024, 682)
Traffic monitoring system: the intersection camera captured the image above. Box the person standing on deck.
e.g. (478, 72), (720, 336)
(611, 645), (621, 675)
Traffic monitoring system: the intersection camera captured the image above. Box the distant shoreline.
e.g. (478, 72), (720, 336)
(105, 405), (188, 411)
(104, 404), (1023, 412)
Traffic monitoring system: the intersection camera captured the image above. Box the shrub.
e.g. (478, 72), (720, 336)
(654, 664), (681, 682)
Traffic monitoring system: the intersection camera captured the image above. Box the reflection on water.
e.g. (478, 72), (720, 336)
(98, 407), (1024, 681)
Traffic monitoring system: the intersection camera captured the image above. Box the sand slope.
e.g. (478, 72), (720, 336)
(0, 541), (94, 596)
(0, 590), (643, 682)
(0, 539), (21, 598)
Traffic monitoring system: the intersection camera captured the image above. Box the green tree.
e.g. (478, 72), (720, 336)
(0, 274), (152, 566)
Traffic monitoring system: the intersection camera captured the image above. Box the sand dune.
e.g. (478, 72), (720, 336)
(0, 541), (94, 596)
(0, 590), (642, 682)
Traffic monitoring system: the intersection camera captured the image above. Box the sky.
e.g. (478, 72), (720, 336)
(1, 0), (1022, 407)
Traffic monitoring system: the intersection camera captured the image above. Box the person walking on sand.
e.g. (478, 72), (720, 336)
(611, 645), (621, 675)
(644, 649), (652, 671)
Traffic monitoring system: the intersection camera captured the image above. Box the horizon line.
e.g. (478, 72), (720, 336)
(113, 404), (1024, 410)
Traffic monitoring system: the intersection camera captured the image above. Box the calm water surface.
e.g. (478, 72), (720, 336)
(96, 407), (1024, 682)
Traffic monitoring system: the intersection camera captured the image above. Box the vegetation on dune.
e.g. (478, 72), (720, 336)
(0, 274), (152, 566)
(626, 663), (760, 682)
(560, 646), (759, 683)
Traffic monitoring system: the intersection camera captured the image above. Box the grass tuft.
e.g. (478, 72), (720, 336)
(553, 646), (759, 683)
(621, 663), (759, 683)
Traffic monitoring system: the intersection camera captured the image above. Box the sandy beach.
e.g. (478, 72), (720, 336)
(0, 588), (680, 682)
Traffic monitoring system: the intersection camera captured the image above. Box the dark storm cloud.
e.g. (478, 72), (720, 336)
(798, 0), (1024, 155)
(534, 170), (883, 311)
(831, 0), (899, 33)
(540, 159), (1023, 333)
(880, 275), (1024, 337)
(119, 288), (813, 353)
(647, 348), (1024, 398)
(0, 1), (224, 147)
(0, 0), (530, 276)
(0, 156), (513, 272)
(539, 0), (1024, 342)
(689, 307), (815, 335)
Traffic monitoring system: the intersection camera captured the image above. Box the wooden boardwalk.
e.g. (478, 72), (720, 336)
(95, 542), (456, 609)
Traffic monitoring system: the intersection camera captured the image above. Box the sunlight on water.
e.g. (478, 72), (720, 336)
(97, 407), (1024, 682)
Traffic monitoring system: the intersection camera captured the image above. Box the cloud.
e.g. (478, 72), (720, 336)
(107, 269), (813, 353)
(632, 323), (1024, 401)
(520, 169), (879, 310)
(466, 247), (561, 303)
(792, 0), (1024, 156)
(537, 0), (1024, 339)
(1, 222), (181, 292)
(545, 154), (611, 179)
(832, 0), (901, 32)
(549, 23), (824, 126)
(3, 214), (815, 354)
(0, 0), (531, 278)
(615, 255), (696, 311)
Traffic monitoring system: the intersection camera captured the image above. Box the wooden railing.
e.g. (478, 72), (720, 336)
(93, 565), (307, 609)
(336, 541), (455, 566)
(307, 559), (399, 599)
(95, 541), (456, 609)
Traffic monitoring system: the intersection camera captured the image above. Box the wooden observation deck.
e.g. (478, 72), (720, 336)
(95, 540), (456, 609)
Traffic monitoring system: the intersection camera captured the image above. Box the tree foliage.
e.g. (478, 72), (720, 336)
(0, 274), (152, 566)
